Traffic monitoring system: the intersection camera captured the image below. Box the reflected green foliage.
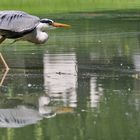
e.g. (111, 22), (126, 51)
(0, 0), (140, 14)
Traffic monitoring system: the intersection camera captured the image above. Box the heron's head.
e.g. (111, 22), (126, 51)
(40, 18), (70, 29)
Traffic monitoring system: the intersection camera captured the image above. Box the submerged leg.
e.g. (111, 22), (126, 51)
(0, 36), (6, 44)
(0, 53), (9, 70)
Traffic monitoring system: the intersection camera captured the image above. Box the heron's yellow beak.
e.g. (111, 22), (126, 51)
(52, 22), (71, 28)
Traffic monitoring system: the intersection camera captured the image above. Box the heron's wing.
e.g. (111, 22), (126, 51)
(0, 11), (40, 34)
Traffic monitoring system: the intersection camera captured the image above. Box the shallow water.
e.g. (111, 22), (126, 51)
(0, 13), (140, 140)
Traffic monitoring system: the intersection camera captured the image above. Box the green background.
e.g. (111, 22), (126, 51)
(1, 0), (140, 14)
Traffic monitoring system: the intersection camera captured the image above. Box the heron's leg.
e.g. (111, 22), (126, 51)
(10, 40), (16, 45)
(0, 36), (6, 44)
(0, 67), (9, 86)
(10, 38), (21, 44)
(0, 53), (9, 70)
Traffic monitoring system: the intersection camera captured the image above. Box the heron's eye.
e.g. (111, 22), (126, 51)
(48, 20), (53, 25)
(40, 19), (54, 25)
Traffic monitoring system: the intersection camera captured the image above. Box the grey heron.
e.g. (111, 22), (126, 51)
(0, 10), (70, 44)
(0, 10), (70, 70)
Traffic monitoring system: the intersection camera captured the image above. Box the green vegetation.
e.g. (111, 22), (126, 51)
(0, 0), (140, 14)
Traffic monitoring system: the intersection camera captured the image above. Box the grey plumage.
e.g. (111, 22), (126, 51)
(0, 10), (40, 38)
(0, 107), (42, 128)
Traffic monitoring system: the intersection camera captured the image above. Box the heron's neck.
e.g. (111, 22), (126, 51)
(38, 96), (51, 115)
(37, 22), (49, 30)
(21, 23), (49, 44)
(34, 23), (49, 44)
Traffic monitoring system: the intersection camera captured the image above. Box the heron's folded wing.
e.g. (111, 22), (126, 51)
(0, 11), (40, 33)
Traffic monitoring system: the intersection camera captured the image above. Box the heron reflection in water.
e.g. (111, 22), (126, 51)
(0, 10), (70, 69)
(0, 96), (74, 128)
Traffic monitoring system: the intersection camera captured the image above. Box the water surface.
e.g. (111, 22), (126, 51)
(0, 13), (140, 140)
